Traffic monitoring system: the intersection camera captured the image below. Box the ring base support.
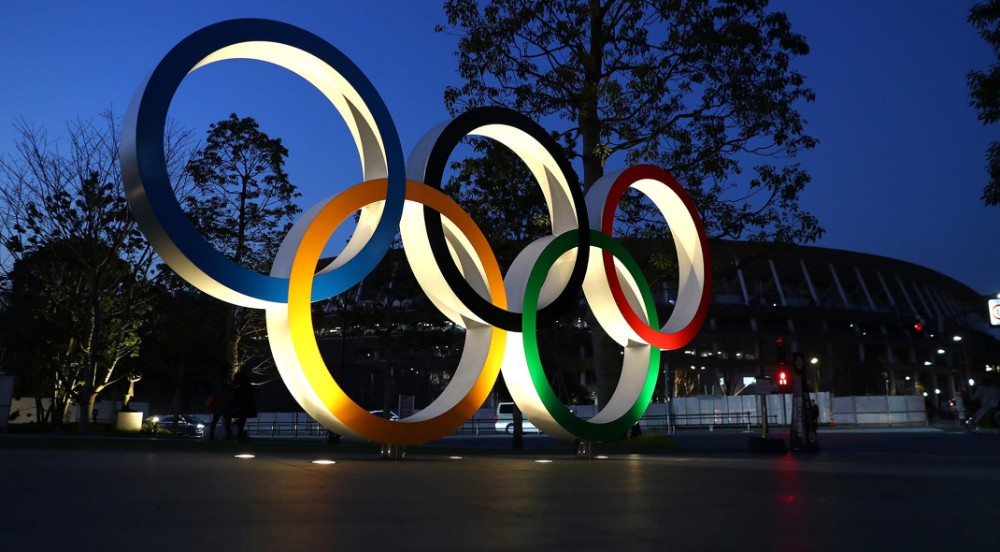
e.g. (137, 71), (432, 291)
(379, 443), (407, 460)
(576, 440), (595, 459)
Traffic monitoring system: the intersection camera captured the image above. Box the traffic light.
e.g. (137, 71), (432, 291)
(777, 369), (790, 390)
(775, 337), (786, 365)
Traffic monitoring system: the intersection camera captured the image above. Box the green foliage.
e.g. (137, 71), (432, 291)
(184, 113), (300, 270)
(2, 236), (149, 373)
(137, 288), (226, 414)
(438, 0), (822, 244)
(969, 0), (1000, 205)
(441, 140), (551, 268)
(0, 113), (179, 428)
(183, 114), (300, 379)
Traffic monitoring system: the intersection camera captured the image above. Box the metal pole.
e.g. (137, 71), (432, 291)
(781, 389), (788, 427)
(761, 389), (769, 438)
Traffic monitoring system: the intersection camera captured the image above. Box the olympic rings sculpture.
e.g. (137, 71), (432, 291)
(121, 19), (711, 445)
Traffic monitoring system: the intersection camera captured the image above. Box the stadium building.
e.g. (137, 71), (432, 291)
(672, 241), (1000, 409)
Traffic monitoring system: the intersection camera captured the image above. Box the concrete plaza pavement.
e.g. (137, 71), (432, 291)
(1, 428), (997, 551)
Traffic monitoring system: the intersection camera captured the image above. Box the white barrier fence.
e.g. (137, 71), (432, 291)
(235, 393), (930, 438)
(3, 391), (928, 435)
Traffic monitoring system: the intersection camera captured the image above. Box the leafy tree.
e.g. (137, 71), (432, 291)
(183, 113), (300, 380)
(0, 237), (149, 426)
(442, 143), (552, 266)
(0, 112), (190, 428)
(969, 0), (1000, 205)
(439, 0), (820, 242)
(0, 244), (77, 424)
(138, 288), (226, 416)
(438, 0), (822, 405)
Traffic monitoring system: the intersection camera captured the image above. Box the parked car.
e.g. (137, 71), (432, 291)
(494, 402), (540, 434)
(148, 414), (208, 437)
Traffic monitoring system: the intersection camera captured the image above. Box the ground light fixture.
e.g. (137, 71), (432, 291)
(311, 459), (337, 465)
(448, 456), (463, 460)
(534, 459), (554, 464)
(233, 454), (255, 459)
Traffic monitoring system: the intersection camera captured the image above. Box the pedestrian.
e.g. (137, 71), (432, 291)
(231, 367), (258, 441)
(971, 377), (1000, 427)
(207, 368), (233, 441)
(810, 399), (819, 429)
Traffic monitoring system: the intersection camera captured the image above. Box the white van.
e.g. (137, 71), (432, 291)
(494, 402), (541, 434)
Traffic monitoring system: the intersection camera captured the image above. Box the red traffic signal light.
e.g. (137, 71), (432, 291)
(777, 370), (790, 388)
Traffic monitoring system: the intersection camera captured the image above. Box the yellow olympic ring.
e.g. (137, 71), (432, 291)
(266, 179), (507, 445)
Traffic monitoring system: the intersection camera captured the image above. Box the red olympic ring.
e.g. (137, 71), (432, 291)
(596, 165), (712, 350)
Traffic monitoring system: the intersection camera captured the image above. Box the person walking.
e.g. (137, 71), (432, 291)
(231, 368), (258, 441)
(970, 377), (1000, 428)
(207, 368), (233, 441)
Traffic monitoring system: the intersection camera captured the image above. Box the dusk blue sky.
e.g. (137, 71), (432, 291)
(1, 1), (997, 301)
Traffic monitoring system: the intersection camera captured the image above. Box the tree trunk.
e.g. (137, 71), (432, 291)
(225, 305), (240, 379)
(582, 2), (620, 409)
(77, 389), (98, 432)
(50, 382), (66, 429)
(34, 396), (48, 425)
(53, 393), (70, 429)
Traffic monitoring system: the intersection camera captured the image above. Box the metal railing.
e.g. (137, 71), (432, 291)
(237, 411), (789, 440)
(645, 412), (783, 433)
(243, 413), (327, 438)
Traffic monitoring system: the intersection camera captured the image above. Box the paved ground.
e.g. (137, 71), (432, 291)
(1, 427), (997, 551)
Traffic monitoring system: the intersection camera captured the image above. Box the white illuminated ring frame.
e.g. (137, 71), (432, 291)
(121, 19), (712, 446)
